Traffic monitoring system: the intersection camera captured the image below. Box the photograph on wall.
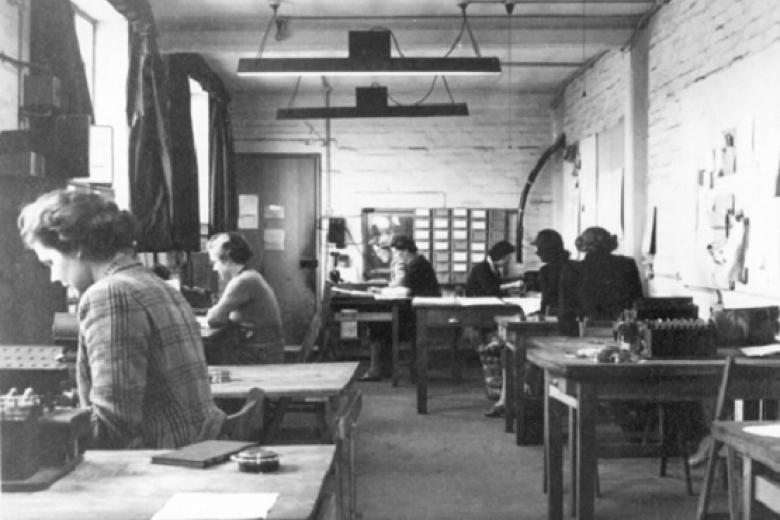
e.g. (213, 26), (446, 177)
(362, 209), (414, 280)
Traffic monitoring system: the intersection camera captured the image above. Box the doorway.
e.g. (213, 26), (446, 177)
(234, 153), (320, 344)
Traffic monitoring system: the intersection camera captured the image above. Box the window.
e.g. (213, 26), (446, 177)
(72, 6), (95, 103)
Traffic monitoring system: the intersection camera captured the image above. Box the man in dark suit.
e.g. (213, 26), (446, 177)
(465, 240), (524, 296)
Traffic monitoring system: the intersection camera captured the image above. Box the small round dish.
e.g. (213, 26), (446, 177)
(231, 447), (280, 473)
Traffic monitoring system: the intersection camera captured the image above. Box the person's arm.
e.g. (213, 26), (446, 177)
(78, 285), (150, 449)
(499, 279), (524, 292)
(205, 277), (250, 327)
(466, 263), (500, 296)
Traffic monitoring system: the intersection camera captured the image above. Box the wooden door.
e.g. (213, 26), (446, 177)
(234, 154), (319, 345)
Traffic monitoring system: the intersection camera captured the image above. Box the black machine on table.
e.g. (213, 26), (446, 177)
(0, 344), (90, 492)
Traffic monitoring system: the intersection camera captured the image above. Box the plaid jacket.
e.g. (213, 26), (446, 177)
(77, 259), (225, 449)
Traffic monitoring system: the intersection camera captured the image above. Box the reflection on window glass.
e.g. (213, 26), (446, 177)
(363, 209), (414, 280)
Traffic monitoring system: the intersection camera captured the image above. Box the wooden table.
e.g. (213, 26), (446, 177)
(710, 420), (780, 519)
(412, 297), (526, 414)
(211, 362), (360, 442)
(330, 294), (410, 386)
(1, 445), (336, 520)
(495, 316), (559, 444)
(527, 337), (780, 520)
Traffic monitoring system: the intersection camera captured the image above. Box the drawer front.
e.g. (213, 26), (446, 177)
(419, 307), (522, 328)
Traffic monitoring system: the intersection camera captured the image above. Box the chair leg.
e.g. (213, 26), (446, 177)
(349, 426), (358, 520)
(679, 434), (693, 496)
(695, 439), (724, 520)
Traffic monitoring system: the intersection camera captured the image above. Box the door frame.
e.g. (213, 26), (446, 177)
(238, 152), (323, 314)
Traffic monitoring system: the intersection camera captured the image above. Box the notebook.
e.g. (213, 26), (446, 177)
(151, 492), (278, 520)
(151, 440), (259, 469)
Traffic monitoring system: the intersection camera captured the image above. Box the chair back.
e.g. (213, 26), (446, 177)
(297, 312), (322, 363)
(712, 356), (780, 421)
(219, 387), (265, 441)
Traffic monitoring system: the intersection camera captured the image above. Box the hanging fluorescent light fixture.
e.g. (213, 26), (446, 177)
(238, 30), (501, 77)
(276, 86), (468, 119)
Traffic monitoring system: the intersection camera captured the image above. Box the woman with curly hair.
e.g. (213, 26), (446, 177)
(18, 189), (225, 449)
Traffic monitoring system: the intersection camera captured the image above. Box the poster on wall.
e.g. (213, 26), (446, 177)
(238, 194), (259, 229)
(678, 43), (780, 295)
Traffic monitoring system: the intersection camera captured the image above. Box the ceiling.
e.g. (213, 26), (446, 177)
(150, 0), (659, 98)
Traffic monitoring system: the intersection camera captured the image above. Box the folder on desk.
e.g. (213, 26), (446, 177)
(151, 492), (278, 520)
(151, 440), (258, 469)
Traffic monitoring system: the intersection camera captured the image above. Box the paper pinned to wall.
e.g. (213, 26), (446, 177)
(238, 194), (258, 230)
(264, 204), (284, 219)
(264, 229), (285, 250)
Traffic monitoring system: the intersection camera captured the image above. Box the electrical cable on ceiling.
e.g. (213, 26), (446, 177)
(581, 0), (587, 97)
(505, 1), (514, 149)
(255, 1), (280, 57)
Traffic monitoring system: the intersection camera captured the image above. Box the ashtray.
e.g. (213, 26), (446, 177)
(231, 447), (280, 473)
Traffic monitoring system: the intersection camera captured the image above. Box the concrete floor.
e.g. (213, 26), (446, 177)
(348, 363), (736, 520)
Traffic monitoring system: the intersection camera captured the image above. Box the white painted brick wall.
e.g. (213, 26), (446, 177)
(231, 87), (556, 269)
(560, 0), (780, 307)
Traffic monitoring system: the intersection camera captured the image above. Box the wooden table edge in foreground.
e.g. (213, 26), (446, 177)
(1, 444), (337, 520)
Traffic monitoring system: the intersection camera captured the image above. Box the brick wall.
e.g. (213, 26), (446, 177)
(559, 0), (780, 309)
(231, 87), (555, 271)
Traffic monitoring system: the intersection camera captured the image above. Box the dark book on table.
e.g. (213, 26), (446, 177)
(151, 440), (258, 469)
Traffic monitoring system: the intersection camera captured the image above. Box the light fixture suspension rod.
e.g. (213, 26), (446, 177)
(506, 1), (514, 148)
(458, 2), (482, 57)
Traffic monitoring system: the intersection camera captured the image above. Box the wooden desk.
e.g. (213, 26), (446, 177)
(495, 316), (559, 444)
(413, 297), (525, 414)
(330, 295), (410, 386)
(527, 337), (780, 520)
(211, 362), (360, 441)
(710, 420), (780, 519)
(1, 445), (336, 520)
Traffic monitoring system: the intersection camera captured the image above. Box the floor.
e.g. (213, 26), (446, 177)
(340, 359), (736, 520)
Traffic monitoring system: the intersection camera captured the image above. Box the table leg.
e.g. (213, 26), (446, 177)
(391, 304), (400, 388)
(576, 384), (596, 520)
(741, 454), (753, 520)
(504, 345), (515, 434)
(546, 372), (564, 520)
(570, 407), (577, 516)
(451, 328), (462, 382)
(416, 313), (428, 414)
(726, 445), (740, 520)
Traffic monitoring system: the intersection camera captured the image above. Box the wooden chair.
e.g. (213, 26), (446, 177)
(267, 282), (335, 443)
(696, 356), (780, 520)
(334, 390), (363, 520)
(218, 387), (265, 442)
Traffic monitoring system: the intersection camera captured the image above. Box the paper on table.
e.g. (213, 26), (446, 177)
(739, 343), (780, 357)
(331, 287), (373, 297)
(151, 492), (278, 520)
(743, 423), (780, 438)
(502, 297), (542, 316)
(196, 316), (210, 328)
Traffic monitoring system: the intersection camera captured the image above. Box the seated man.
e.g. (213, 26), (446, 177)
(362, 235), (441, 381)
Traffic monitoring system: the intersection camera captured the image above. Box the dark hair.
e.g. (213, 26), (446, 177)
(488, 240), (515, 261)
(390, 234), (417, 253)
(207, 232), (253, 264)
(575, 226), (619, 254)
(18, 188), (139, 261)
(531, 229), (564, 252)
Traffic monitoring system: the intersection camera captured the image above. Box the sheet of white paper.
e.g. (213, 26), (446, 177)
(742, 423), (780, 438)
(740, 343), (780, 357)
(458, 297), (505, 306)
(502, 297), (542, 315)
(195, 316), (210, 328)
(151, 492), (278, 520)
(263, 229), (285, 250)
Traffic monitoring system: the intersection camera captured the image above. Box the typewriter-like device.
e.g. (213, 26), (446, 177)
(616, 298), (717, 359)
(0, 345), (89, 491)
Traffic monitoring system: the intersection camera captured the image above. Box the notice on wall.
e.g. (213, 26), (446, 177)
(264, 204), (284, 219)
(238, 194), (258, 229)
(263, 228), (285, 250)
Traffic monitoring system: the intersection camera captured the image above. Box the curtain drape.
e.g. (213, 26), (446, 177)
(208, 92), (238, 234)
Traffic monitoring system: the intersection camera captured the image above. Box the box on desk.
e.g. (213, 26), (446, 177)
(636, 319), (717, 358)
(633, 297), (699, 320)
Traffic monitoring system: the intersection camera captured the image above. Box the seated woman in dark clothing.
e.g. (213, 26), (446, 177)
(465, 240), (524, 296)
(573, 226), (643, 322)
(533, 229), (579, 336)
(362, 235), (440, 381)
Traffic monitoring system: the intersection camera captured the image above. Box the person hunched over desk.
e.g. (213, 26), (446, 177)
(362, 235), (441, 381)
(18, 189), (225, 449)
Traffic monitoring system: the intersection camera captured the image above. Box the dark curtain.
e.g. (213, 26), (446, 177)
(164, 53), (237, 238)
(30, 0), (93, 119)
(29, 0), (93, 178)
(208, 90), (238, 233)
(164, 56), (201, 251)
(126, 28), (175, 251)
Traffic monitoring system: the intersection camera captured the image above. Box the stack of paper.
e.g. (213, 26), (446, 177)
(151, 492), (278, 520)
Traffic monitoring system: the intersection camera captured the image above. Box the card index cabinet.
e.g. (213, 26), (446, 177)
(411, 207), (517, 285)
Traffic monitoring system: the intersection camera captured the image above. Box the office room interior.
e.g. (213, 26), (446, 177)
(0, 0), (779, 519)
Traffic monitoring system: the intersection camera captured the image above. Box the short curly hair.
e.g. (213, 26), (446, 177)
(207, 232), (253, 264)
(18, 189), (139, 261)
(575, 226), (619, 254)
